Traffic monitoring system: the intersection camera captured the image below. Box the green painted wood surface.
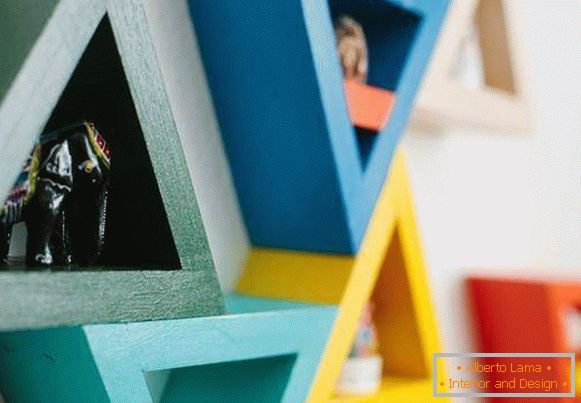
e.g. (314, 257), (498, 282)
(0, 270), (223, 331)
(0, 0), (224, 330)
(0, 0), (59, 101)
(0, 294), (337, 403)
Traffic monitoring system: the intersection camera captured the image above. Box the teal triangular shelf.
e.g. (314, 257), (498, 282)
(0, 294), (337, 403)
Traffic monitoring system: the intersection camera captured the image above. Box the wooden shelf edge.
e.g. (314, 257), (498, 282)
(0, 297), (337, 403)
(412, 80), (530, 133)
(224, 293), (334, 315)
(0, 270), (225, 331)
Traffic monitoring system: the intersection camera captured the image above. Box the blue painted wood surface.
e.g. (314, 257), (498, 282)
(0, 294), (336, 403)
(187, 0), (449, 254)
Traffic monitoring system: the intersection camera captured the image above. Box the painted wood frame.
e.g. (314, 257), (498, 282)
(237, 149), (446, 402)
(0, 294), (337, 403)
(411, 0), (530, 132)
(187, 0), (449, 254)
(0, 0), (224, 330)
(469, 277), (581, 401)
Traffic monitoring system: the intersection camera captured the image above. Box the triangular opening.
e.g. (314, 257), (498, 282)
(328, 0), (421, 169)
(5, 16), (180, 270)
(372, 229), (430, 378)
(449, 0), (517, 95)
(145, 354), (297, 403)
(334, 227), (430, 397)
(354, 128), (377, 169)
(371, 228), (429, 378)
(448, 19), (485, 91)
(329, 1), (421, 92)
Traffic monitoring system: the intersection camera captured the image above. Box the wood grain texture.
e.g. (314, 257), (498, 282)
(0, 270), (222, 331)
(0, 0), (224, 329)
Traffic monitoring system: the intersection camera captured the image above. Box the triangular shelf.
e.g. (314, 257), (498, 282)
(187, 0), (449, 254)
(0, 294), (336, 403)
(469, 278), (581, 400)
(0, 0), (223, 330)
(411, 0), (530, 132)
(237, 149), (446, 402)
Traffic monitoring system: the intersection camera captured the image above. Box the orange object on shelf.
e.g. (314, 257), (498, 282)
(344, 80), (396, 132)
(469, 277), (581, 403)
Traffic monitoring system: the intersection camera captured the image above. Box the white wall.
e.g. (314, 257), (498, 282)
(145, 0), (249, 291)
(404, 0), (581, 353)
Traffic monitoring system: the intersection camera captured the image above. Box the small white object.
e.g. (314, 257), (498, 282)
(336, 355), (383, 396)
(564, 308), (581, 350)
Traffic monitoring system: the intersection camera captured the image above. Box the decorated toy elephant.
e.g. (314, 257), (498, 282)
(0, 121), (110, 268)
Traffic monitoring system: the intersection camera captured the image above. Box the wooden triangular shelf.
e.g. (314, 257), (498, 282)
(187, 0), (449, 254)
(237, 149), (445, 402)
(0, 294), (336, 402)
(412, 0), (530, 132)
(0, 0), (224, 330)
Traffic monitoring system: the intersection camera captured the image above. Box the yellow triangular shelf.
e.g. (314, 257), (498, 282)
(412, 0), (530, 132)
(237, 149), (446, 402)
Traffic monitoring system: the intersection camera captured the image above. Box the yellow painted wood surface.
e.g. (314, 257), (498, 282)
(238, 249), (353, 305)
(330, 377), (437, 402)
(236, 150), (445, 402)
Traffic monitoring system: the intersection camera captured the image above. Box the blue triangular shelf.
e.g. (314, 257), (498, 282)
(188, 0), (449, 254)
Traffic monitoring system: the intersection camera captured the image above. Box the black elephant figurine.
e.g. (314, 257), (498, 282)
(0, 121), (110, 268)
